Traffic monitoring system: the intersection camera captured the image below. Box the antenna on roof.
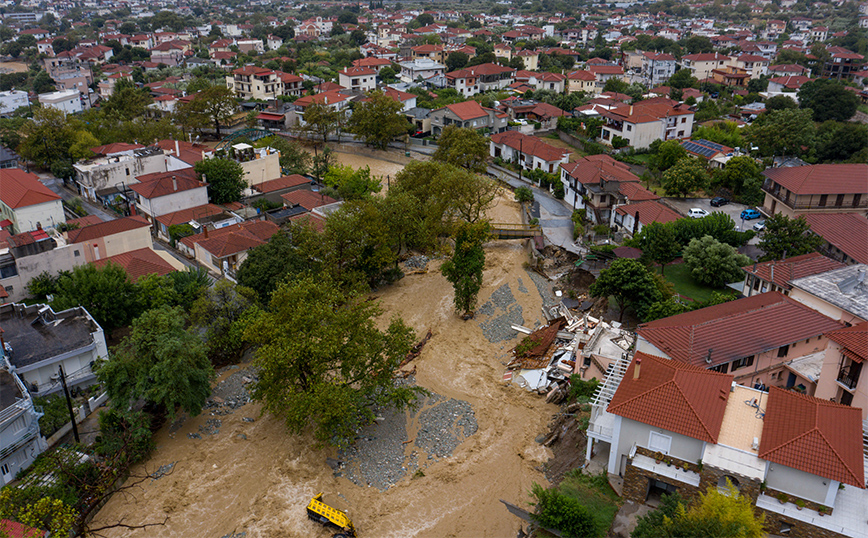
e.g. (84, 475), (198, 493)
(706, 348), (713, 364)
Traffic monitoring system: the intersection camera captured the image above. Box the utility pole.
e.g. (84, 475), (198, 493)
(58, 365), (80, 444)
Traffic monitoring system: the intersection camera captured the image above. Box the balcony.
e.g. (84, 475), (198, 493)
(837, 365), (860, 391)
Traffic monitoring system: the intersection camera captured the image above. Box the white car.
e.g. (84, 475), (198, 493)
(688, 208), (709, 219)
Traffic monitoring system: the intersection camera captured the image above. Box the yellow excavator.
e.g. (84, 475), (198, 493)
(306, 493), (357, 537)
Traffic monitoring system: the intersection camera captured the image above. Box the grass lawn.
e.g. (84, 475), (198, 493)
(656, 262), (736, 303)
(558, 470), (622, 537)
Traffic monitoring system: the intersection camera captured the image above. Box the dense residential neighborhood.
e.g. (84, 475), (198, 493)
(0, 0), (866, 537)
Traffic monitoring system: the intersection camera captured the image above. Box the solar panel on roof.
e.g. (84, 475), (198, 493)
(696, 139), (726, 151)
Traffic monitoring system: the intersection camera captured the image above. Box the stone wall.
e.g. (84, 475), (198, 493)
(621, 460), (702, 506)
(760, 510), (850, 538)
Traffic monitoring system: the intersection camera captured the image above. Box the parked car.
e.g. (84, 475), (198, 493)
(741, 209), (762, 220)
(753, 220), (766, 231)
(688, 208), (709, 219)
(710, 197), (729, 207)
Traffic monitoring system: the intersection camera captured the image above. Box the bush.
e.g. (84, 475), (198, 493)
(552, 180), (565, 199)
(514, 186), (534, 203)
(531, 483), (598, 538)
(593, 224), (610, 236)
(611, 135), (629, 149)
(569, 375), (599, 402)
(168, 223), (195, 247)
(32, 395), (70, 437)
(93, 408), (155, 466)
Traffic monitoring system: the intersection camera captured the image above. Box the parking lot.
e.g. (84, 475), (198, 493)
(662, 197), (766, 232)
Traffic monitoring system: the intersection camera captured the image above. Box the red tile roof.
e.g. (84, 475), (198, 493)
(588, 65), (624, 75)
(0, 519), (45, 538)
(68, 215), (150, 243)
(615, 200), (681, 225)
(560, 154), (639, 185)
(825, 321), (867, 363)
(340, 66), (376, 77)
(803, 213), (868, 265)
(0, 169), (61, 209)
(489, 131), (570, 163)
(281, 190), (337, 210)
(90, 142), (145, 156)
(567, 69), (596, 81)
(618, 181), (659, 202)
(608, 352), (733, 443)
(155, 204), (225, 228)
(252, 174), (311, 194)
(440, 100), (489, 121)
(638, 292), (844, 368)
(741, 252), (846, 291)
(65, 215), (104, 229)
(130, 170), (205, 199)
(92, 247), (177, 281)
(186, 220), (279, 258)
(762, 164), (868, 196)
(759, 387), (864, 487)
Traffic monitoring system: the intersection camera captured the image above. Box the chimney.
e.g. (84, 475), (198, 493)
(633, 356), (642, 379)
(175, 139), (180, 155)
(706, 348), (713, 364)
(172, 175), (177, 191)
(770, 264), (774, 288)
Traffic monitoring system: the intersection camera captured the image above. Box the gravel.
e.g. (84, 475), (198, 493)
(517, 277), (529, 294)
(150, 462), (175, 482)
(219, 532), (246, 538)
(524, 269), (557, 306)
(206, 365), (258, 414)
(335, 382), (477, 491)
(477, 283), (525, 344)
(404, 255), (430, 270)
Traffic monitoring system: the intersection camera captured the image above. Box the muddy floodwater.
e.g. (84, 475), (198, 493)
(91, 164), (552, 538)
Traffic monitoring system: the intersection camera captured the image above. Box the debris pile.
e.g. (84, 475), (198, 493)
(504, 301), (634, 402)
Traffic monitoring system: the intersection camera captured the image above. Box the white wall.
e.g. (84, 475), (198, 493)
(8, 199), (65, 234)
(140, 186), (209, 219)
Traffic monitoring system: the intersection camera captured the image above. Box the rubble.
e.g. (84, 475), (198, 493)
(503, 300), (635, 399)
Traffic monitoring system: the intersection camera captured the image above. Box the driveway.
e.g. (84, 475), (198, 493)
(662, 197), (764, 232)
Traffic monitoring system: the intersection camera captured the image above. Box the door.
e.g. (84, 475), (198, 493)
(786, 372), (797, 388)
(1, 462), (12, 484)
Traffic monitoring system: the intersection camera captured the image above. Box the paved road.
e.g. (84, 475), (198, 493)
(36, 172), (116, 222)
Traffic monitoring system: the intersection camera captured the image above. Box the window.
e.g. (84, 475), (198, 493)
(710, 362), (729, 373)
(681, 117), (686, 123)
(835, 194), (844, 207)
(731, 356), (754, 371)
(818, 194), (827, 207)
(74, 250), (80, 257)
(649, 431), (671, 454)
(125, 168), (130, 176)
(777, 345), (789, 358)
(0, 464), (9, 476)
(853, 193), (862, 207)
(626, 125), (632, 131)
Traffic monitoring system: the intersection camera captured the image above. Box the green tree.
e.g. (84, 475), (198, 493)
(175, 85), (237, 137)
(816, 121), (868, 163)
(715, 155), (762, 200)
(258, 135), (311, 174)
(96, 306), (213, 419)
(747, 108), (815, 157)
(764, 94), (797, 111)
(67, 130), (101, 162)
(101, 78), (152, 121)
(683, 235), (751, 287)
(18, 106), (78, 169)
(634, 482), (765, 538)
(650, 139), (688, 172)
(244, 276), (422, 447)
(195, 157), (246, 204)
(93, 408), (154, 466)
(169, 266), (211, 310)
(52, 263), (139, 335)
(379, 66), (398, 83)
(441, 221), (490, 317)
(190, 280), (258, 365)
(515, 186), (534, 203)
(641, 222), (680, 276)
(302, 101), (341, 143)
(417, 13), (434, 26)
(668, 68), (698, 90)
(757, 213), (823, 262)
(237, 228), (320, 303)
(321, 199), (396, 289)
(602, 77), (629, 94)
(346, 89), (410, 150)
(323, 164), (382, 200)
(432, 124), (489, 173)
(798, 79), (860, 122)
(529, 483), (597, 538)
(446, 51), (469, 71)
(589, 258), (662, 322)
(135, 272), (180, 311)
(661, 157), (709, 197)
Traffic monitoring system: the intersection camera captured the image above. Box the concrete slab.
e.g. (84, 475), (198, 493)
(611, 500), (653, 538)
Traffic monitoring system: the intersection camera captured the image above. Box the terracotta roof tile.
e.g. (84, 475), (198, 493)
(65, 215), (104, 229)
(90, 143), (144, 156)
(155, 204), (225, 228)
(440, 100), (489, 121)
(803, 213), (868, 265)
(608, 352), (733, 443)
(638, 292), (843, 368)
(281, 190), (337, 210)
(759, 387), (864, 487)
(763, 164), (867, 196)
(252, 174), (312, 194)
(560, 154), (639, 184)
(68, 215), (150, 243)
(130, 169), (205, 199)
(825, 321), (867, 363)
(615, 200), (680, 224)
(489, 131), (569, 163)
(92, 247), (176, 281)
(0, 169), (61, 209)
(186, 220), (279, 258)
(741, 252), (846, 291)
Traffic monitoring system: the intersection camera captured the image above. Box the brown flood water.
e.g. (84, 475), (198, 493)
(91, 168), (551, 538)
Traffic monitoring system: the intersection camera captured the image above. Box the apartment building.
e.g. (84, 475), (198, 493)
(337, 66), (377, 93)
(641, 52), (677, 86)
(0, 169), (64, 234)
(227, 66), (284, 101)
(489, 130), (570, 174)
(761, 164), (868, 218)
(599, 98), (695, 149)
(0, 363), (47, 487)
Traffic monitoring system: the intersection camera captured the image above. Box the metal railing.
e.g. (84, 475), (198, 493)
(838, 365), (860, 390)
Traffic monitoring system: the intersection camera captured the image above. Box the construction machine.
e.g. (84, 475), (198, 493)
(306, 493), (357, 537)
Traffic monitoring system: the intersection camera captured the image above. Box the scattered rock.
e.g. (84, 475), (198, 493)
(236, 434), (247, 440)
(242, 417), (255, 423)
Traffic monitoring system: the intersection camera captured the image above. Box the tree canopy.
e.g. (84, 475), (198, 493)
(175, 85), (237, 137)
(432, 124), (490, 173)
(640, 222), (680, 276)
(661, 157), (709, 197)
(683, 235), (752, 287)
(195, 157), (246, 204)
(757, 213), (823, 262)
(52, 263), (139, 335)
(747, 108), (815, 157)
(589, 258), (662, 322)
(442, 221), (489, 317)
(245, 276), (422, 447)
(96, 306), (213, 418)
(798, 79), (860, 122)
(346, 89), (410, 150)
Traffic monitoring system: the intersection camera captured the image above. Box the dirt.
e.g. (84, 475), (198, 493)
(543, 413), (590, 487)
(0, 61), (28, 74)
(91, 204), (562, 537)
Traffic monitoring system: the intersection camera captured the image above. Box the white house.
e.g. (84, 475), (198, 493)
(0, 169), (65, 234)
(338, 66), (377, 93)
(0, 90), (29, 115)
(0, 362), (47, 487)
(489, 130), (570, 174)
(38, 89), (83, 114)
(129, 169), (209, 223)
